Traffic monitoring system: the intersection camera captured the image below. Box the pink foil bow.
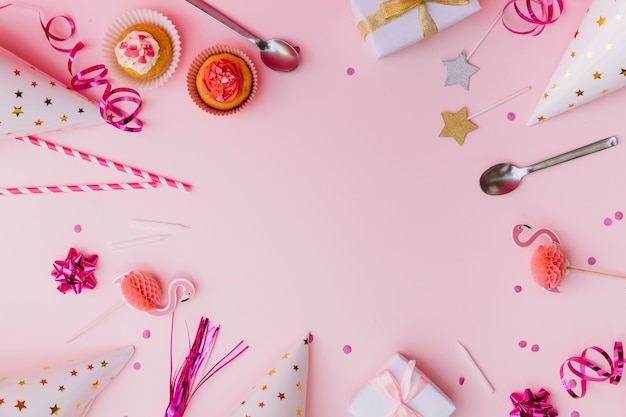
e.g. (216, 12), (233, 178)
(372, 359), (430, 417)
(560, 341), (624, 398)
(165, 316), (248, 417)
(509, 388), (558, 417)
(502, 0), (564, 36)
(51, 247), (98, 294)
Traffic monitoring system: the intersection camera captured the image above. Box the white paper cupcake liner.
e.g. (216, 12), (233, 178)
(187, 45), (259, 116)
(102, 9), (181, 90)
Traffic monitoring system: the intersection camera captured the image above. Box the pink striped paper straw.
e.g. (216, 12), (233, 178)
(0, 181), (158, 195)
(15, 136), (192, 192)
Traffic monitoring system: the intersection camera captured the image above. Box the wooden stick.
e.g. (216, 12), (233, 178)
(467, 10), (503, 60)
(568, 266), (626, 280)
(468, 86), (531, 121)
(66, 300), (127, 343)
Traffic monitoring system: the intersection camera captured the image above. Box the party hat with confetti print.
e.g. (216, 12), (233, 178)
(229, 334), (310, 417)
(528, 0), (626, 125)
(1, 45), (103, 138)
(0, 345), (133, 417)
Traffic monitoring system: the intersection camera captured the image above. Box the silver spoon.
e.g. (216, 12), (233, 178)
(185, 0), (300, 72)
(480, 136), (618, 195)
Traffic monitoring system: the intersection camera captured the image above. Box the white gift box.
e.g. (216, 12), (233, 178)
(349, 353), (456, 417)
(350, 0), (481, 58)
(528, 0), (626, 125)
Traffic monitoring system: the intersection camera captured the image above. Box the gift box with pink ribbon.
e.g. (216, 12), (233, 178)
(351, 0), (481, 58)
(348, 353), (456, 417)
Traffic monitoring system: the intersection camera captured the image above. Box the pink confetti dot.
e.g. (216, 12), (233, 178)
(459, 376), (465, 385)
(343, 345), (352, 354)
(531, 344), (540, 352)
(519, 340), (527, 348)
(507, 112), (516, 121)
(514, 285), (522, 293)
(133, 362), (141, 370)
(346, 67), (355, 76)
(570, 412), (580, 417)
(587, 257), (596, 265)
(142, 329), (151, 339)
(604, 217), (613, 226)
(308, 333), (314, 344)
(73, 224), (82, 233)
(567, 379), (577, 388)
(616, 211), (623, 220)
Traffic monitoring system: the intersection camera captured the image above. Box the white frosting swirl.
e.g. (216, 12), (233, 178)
(114, 30), (160, 75)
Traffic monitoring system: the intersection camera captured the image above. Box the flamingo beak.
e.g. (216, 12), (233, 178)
(180, 292), (192, 302)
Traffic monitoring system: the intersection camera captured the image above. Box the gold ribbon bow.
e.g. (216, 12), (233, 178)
(357, 0), (469, 39)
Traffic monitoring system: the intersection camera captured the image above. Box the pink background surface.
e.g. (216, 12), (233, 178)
(1, 0), (625, 416)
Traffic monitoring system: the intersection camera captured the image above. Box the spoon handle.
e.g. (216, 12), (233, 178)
(527, 136), (618, 174)
(185, 0), (261, 46)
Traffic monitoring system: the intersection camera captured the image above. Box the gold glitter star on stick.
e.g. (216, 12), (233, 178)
(440, 86), (531, 146)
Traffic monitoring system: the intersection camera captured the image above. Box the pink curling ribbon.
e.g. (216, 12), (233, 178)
(372, 359), (430, 417)
(51, 247), (98, 294)
(560, 341), (624, 399)
(502, 0), (564, 36)
(509, 388), (558, 417)
(0, 3), (142, 132)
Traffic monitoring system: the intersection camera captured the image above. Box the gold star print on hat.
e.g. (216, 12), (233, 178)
(1, 45), (102, 138)
(229, 334), (310, 417)
(0, 346), (133, 417)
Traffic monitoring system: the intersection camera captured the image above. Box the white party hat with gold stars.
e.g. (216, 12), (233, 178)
(0, 345), (133, 417)
(229, 334), (310, 417)
(528, 0), (626, 125)
(1, 45), (103, 138)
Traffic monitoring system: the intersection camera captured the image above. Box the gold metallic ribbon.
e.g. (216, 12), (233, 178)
(357, 0), (469, 39)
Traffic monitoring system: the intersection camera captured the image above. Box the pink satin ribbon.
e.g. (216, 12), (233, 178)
(560, 341), (624, 398)
(0, 3), (142, 132)
(372, 359), (430, 417)
(502, 0), (564, 36)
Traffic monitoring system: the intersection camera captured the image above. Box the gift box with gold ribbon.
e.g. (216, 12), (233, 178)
(351, 0), (481, 58)
(348, 353), (456, 417)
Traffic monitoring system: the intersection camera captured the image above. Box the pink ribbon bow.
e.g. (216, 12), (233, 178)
(372, 359), (430, 417)
(51, 247), (98, 294)
(509, 388), (557, 417)
(560, 341), (624, 398)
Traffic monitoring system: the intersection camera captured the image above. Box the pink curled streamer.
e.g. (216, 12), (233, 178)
(0, 3), (142, 132)
(502, 0), (564, 36)
(560, 341), (624, 399)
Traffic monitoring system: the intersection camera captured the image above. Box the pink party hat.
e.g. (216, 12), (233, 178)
(1, 45), (102, 138)
(0, 345), (133, 417)
(528, 0), (626, 125)
(229, 334), (310, 417)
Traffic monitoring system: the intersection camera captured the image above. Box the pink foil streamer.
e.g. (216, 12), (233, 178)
(502, 0), (564, 36)
(51, 247), (98, 294)
(560, 341), (624, 399)
(509, 388), (558, 417)
(0, 3), (142, 131)
(165, 316), (248, 417)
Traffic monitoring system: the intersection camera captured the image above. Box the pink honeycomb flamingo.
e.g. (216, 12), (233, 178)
(66, 270), (195, 343)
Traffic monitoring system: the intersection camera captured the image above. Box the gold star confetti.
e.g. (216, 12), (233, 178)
(92, 380), (100, 390)
(60, 115), (68, 122)
(15, 90), (22, 98)
(50, 404), (61, 415)
(586, 50), (593, 58)
(605, 42), (613, 50)
(597, 15), (606, 26)
(261, 385), (268, 391)
(570, 51), (576, 58)
(537, 116), (545, 122)
(100, 361), (108, 368)
(543, 93), (549, 99)
(439, 107), (478, 146)
(34, 119), (43, 126)
(268, 368), (276, 376)
(593, 71), (602, 79)
(12, 107), (23, 117)
(602, 89), (609, 94)
(296, 382), (303, 390)
(296, 407), (302, 416)
(282, 353), (290, 360)
(576, 89), (584, 96)
(58, 386), (65, 392)
(621, 69), (626, 76)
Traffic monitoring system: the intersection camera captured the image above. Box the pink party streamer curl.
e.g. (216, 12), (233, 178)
(560, 341), (624, 398)
(0, 3), (142, 131)
(165, 316), (248, 417)
(502, 0), (564, 36)
(15, 136), (192, 191)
